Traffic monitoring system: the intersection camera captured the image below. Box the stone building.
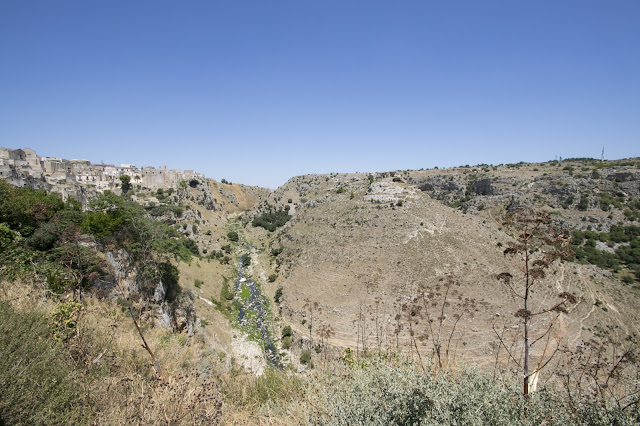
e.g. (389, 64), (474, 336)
(0, 147), (206, 198)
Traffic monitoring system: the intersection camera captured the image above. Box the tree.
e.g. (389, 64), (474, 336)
(0, 180), (64, 237)
(119, 175), (132, 193)
(274, 286), (283, 303)
(251, 209), (291, 232)
(496, 209), (577, 398)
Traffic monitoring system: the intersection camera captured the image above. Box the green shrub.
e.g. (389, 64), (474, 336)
(119, 175), (132, 192)
(81, 211), (125, 238)
(616, 239), (640, 265)
(227, 231), (239, 242)
(268, 273), (277, 283)
(274, 286), (283, 304)
(252, 209), (291, 232)
(220, 280), (234, 301)
(147, 204), (184, 217)
(282, 336), (291, 349)
(157, 262), (180, 301)
(0, 180), (64, 237)
(50, 299), (83, 342)
(578, 196), (590, 211)
(182, 238), (200, 256)
(26, 221), (60, 251)
(304, 360), (634, 425)
(300, 349), (311, 365)
(282, 325), (292, 338)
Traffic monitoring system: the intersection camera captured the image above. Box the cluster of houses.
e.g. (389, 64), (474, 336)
(0, 147), (203, 200)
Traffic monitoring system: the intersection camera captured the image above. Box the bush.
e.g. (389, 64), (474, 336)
(578, 196), (589, 211)
(26, 221), (60, 251)
(220, 279), (234, 301)
(182, 238), (200, 256)
(274, 287), (283, 304)
(227, 231), (239, 242)
(282, 325), (293, 338)
(82, 211), (125, 238)
(119, 175), (132, 192)
(0, 180), (65, 237)
(50, 299), (83, 342)
(304, 360), (633, 425)
(268, 273), (277, 283)
(252, 209), (291, 232)
(300, 349), (311, 365)
(622, 275), (634, 284)
(157, 262), (180, 301)
(282, 336), (292, 349)
(147, 204), (184, 218)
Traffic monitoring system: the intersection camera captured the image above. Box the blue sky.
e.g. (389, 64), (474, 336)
(1, 1), (638, 189)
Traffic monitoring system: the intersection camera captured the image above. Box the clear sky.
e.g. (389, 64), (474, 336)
(1, 1), (638, 189)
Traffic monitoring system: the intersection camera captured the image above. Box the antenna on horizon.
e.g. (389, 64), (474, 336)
(601, 146), (605, 162)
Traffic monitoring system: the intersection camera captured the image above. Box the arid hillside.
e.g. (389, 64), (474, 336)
(243, 158), (640, 368)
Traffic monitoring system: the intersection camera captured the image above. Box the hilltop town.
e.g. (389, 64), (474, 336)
(0, 147), (204, 205)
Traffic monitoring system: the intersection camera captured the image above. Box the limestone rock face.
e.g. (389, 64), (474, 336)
(153, 279), (167, 304)
(159, 292), (197, 335)
(103, 247), (198, 335)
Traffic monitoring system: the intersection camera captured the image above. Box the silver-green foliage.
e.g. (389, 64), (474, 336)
(306, 360), (637, 425)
